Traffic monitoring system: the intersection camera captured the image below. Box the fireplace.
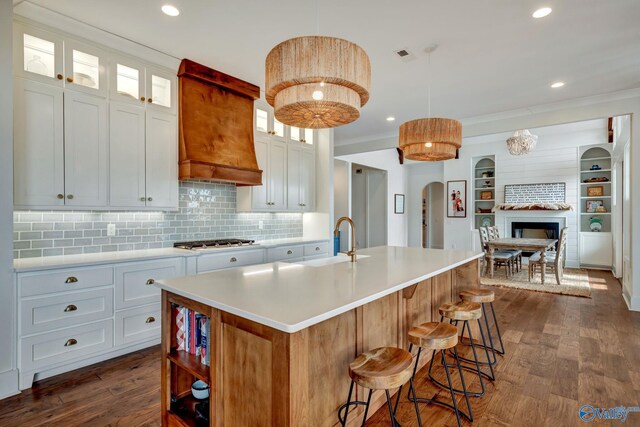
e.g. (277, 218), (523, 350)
(511, 221), (559, 255)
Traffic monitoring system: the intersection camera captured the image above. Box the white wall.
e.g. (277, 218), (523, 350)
(406, 162), (443, 247)
(427, 183), (445, 249)
(336, 149), (408, 246)
(303, 129), (334, 241)
(0, 0), (18, 398)
(333, 159), (350, 252)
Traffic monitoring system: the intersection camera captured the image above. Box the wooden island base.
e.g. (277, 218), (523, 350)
(161, 259), (480, 426)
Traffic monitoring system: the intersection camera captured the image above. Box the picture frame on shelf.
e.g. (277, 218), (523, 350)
(447, 180), (467, 218)
(480, 191), (493, 200)
(586, 186), (604, 197)
(394, 194), (405, 214)
(586, 200), (604, 213)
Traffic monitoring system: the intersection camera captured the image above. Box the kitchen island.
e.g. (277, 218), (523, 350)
(156, 246), (482, 426)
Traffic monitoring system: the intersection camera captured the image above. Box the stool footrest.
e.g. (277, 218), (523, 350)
(337, 400), (369, 425)
(408, 394), (473, 423)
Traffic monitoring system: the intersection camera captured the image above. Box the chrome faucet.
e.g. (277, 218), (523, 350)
(334, 216), (357, 262)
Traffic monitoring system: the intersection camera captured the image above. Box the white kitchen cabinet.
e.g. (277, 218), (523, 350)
(109, 102), (147, 207)
(238, 138), (287, 212)
(63, 90), (108, 207)
(63, 38), (108, 97)
(287, 145), (315, 212)
(255, 102), (286, 142)
(13, 78), (65, 206)
(14, 23), (64, 87)
(145, 110), (179, 209)
(146, 65), (176, 113)
(110, 55), (146, 105)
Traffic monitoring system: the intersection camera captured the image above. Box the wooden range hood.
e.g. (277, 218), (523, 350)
(178, 59), (262, 185)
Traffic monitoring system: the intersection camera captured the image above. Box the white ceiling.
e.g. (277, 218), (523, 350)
(19, 0), (640, 144)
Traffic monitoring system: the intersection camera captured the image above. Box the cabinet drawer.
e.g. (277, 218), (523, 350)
(115, 259), (184, 309)
(197, 249), (265, 273)
(20, 266), (114, 297)
(115, 304), (161, 347)
(304, 242), (329, 256)
(267, 245), (304, 262)
(21, 288), (113, 336)
(20, 319), (113, 371)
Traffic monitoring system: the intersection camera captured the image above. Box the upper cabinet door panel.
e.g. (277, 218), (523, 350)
(146, 65), (176, 113)
(110, 55), (146, 106)
(287, 146), (302, 211)
(13, 78), (65, 207)
(145, 110), (178, 209)
(251, 139), (269, 210)
(109, 102), (146, 208)
(14, 24), (64, 87)
(301, 149), (315, 211)
(63, 38), (108, 97)
(63, 91), (109, 207)
(269, 141), (287, 210)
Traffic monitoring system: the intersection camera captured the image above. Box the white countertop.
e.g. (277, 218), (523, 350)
(12, 238), (331, 272)
(155, 246), (483, 333)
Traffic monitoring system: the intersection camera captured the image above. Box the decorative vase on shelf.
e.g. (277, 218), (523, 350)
(589, 217), (602, 232)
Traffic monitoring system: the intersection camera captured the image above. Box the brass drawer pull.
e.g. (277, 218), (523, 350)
(230, 257), (237, 263)
(146, 278), (155, 285)
(65, 276), (78, 284)
(64, 304), (77, 312)
(315, 247), (320, 251)
(64, 338), (77, 347)
(287, 250), (293, 255)
(57, 194), (64, 199)
(145, 316), (156, 324)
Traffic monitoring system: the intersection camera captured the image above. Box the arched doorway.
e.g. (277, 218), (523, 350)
(422, 182), (445, 249)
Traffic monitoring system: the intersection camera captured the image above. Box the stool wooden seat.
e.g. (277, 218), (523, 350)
(349, 347), (413, 390)
(459, 288), (495, 303)
(408, 322), (458, 350)
(439, 301), (482, 321)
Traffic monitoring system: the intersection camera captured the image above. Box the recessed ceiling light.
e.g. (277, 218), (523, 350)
(161, 5), (180, 16)
(551, 81), (565, 88)
(386, 116), (395, 122)
(532, 7), (552, 18)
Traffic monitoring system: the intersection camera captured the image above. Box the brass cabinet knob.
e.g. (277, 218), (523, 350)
(64, 338), (77, 347)
(287, 250), (293, 255)
(147, 197), (153, 202)
(146, 278), (155, 285)
(140, 96), (146, 102)
(66, 76), (73, 83)
(147, 98), (153, 103)
(67, 194), (74, 199)
(315, 247), (320, 251)
(64, 304), (78, 312)
(65, 276), (78, 284)
(140, 197), (146, 202)
(230, 257), (237, 263)
(145, 316), (156, 324)
(57, 74), (63, 80)
(57, 194), (64, 199)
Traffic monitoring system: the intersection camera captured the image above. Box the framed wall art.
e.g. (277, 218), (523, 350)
(447, 180), (467, 218)
(586, 186), (604, 197)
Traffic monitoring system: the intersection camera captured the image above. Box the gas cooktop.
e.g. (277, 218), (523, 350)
(173, 239), (256, 250)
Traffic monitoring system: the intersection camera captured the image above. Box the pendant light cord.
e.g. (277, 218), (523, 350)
(427, 51), (431, 118)
(316, 0), (320, 35)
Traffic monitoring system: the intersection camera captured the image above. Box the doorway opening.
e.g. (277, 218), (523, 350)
(422, 182), (444, 249)
(351, 164), (387, 249)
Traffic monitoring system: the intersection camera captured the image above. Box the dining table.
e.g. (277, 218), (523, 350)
(486, 238), (558, 284)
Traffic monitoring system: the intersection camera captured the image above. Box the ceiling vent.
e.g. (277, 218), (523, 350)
(394, 48), (415, 62)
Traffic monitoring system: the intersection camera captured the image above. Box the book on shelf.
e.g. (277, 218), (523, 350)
(174, 306), (210, 366)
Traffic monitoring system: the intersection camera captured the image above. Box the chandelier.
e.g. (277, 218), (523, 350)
(398, 46), (461, 161)
(265, 36), (371, 129)
(506, 130), (538, 155)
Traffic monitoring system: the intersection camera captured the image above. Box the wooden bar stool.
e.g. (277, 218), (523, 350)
(397, 322), (473, 427)
(338, 347), (421, 427)
(458, 288), (505, 365)
(432, 301), (495, 398)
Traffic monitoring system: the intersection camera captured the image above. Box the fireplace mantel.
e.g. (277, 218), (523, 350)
(493, 202), (573, 211)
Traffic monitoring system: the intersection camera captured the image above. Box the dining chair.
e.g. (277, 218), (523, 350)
(479, 228), (514, 278)
(488, 226), (522, 272)
(528, 227), (568, 285)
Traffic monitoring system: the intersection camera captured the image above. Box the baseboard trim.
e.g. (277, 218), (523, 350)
(0, 369), (20, 400)
(623, 293), (640, 312)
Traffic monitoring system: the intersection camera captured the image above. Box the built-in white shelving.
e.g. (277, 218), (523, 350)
(473, 156), (496, 229)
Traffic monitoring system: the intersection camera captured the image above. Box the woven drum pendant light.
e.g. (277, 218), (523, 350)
(398, 46), (461, 161)
(265, 36), (371, 129)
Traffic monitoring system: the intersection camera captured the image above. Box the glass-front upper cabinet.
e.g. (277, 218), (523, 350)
(289, 126), (314, 146)
(254, 101), (286, 142)
(146, 65), (176, 113)
(64, 38), (107, 97)
(14, 23), (64, 86)
(110, 56), (146, 106)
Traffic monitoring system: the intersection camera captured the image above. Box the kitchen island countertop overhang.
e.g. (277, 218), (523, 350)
(155, 246), (483, 333)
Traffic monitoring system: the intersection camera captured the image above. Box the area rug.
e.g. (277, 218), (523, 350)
(480, 267), (591, 298)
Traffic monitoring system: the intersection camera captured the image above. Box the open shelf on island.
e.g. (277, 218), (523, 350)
(168, 350), (210, 383)
(169, 395), (205, 427)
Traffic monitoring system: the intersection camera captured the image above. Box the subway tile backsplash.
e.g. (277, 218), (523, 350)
(13, 181), (303, 259)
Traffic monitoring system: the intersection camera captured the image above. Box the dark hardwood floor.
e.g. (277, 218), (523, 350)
(1, 270), (638, 427)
